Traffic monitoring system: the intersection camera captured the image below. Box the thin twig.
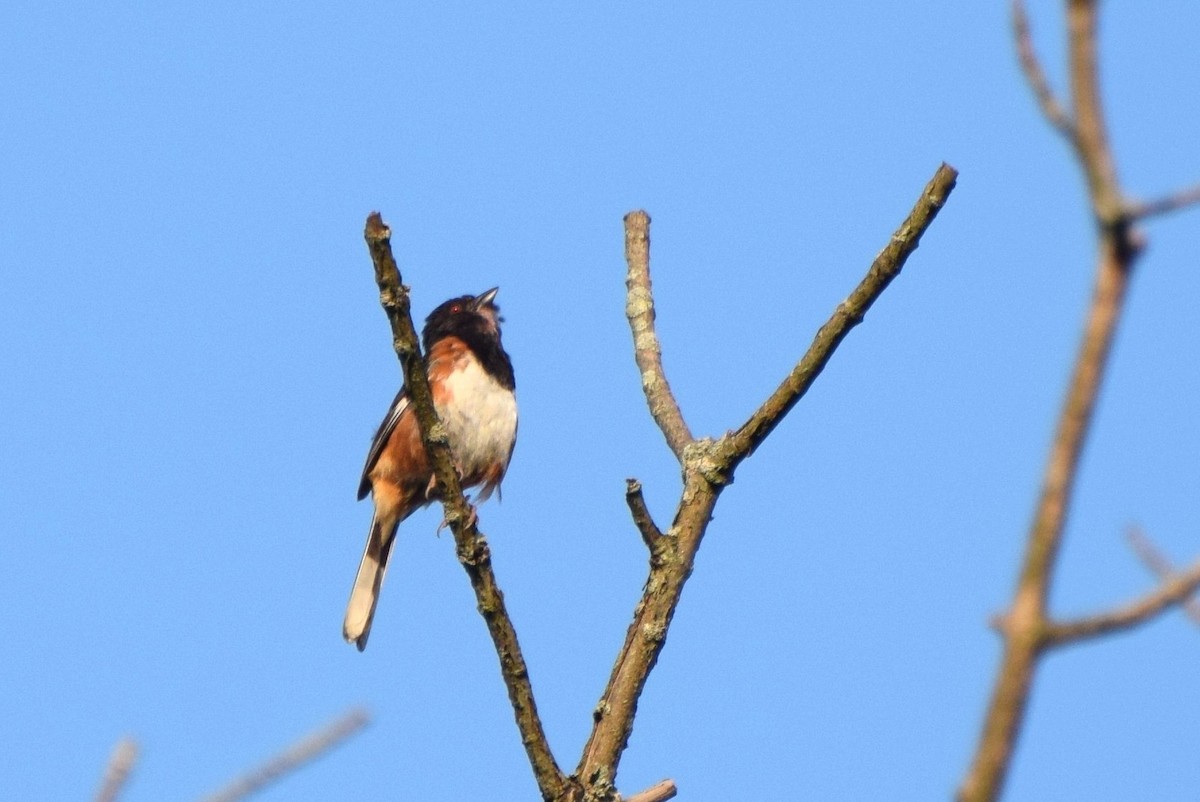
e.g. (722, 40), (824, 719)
(624, 211), (694, 459)
(577, 164), (956, 795)
(723, 163), (958, 464)
(1068, 0), (1123, 222)
(1012, 0), (1078, 145)
(1042, 560), (1200, 646)
(196, 709), (369, 802)
(624, 778), (678, 802)
(626, 478), (663, 552)
(1128, 182), (1200, 221)
(363, 214), (566, 802)
(94, 737), (138, 802)
(1127, 528), (1200, 625)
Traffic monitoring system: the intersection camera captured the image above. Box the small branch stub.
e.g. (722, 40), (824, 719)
(626, 478), (663, 553)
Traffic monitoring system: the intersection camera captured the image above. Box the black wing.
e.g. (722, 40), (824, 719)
(357, 387), (411, 500)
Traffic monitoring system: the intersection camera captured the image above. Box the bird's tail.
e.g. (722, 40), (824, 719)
(343, 512), (398, 651)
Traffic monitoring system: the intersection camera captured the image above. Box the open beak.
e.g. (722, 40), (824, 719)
(472, 287), (500, 308)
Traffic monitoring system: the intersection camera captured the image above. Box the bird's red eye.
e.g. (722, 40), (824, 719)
(450, 304), (462, 313)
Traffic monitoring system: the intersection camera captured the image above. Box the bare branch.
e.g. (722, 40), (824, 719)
(1128, 182), (1200, 222)
(959, 156), (1134, 802)
(1013, 2), (1200, 224)
(578, 167), (956, 796)
(960, 3), (1153, 799)
(1043, 560), (1200, 647)
(1127, 528), (1200, 626)
(626, 478), (664, 553)
(363, 214), (566, 802)
(196, 709), (369, 802)
(624, 779), (678, 802)
(724, 162), (958, 463)
(94, 737), (138, 802)
(1012, 0), (1078, 145)
(625, 211), (694, 460)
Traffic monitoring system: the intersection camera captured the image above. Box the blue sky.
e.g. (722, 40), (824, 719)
(4, 2), (1200, 800)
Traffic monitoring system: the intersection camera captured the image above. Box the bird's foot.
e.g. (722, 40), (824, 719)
(435, 502), (478, 536)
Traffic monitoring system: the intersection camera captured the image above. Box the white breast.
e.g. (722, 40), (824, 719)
(436, 357), (518, 497)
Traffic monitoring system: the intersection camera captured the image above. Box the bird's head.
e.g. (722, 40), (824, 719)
(422, 287), (504, 350)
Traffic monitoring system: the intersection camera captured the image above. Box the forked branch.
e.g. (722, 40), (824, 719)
(575, 163), (956, 796)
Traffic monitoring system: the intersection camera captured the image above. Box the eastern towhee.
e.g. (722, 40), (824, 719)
(343, 287), (517, 651)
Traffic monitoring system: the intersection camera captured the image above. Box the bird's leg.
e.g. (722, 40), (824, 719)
(423, 460), (466, 501)
(430, 460), (477, 535)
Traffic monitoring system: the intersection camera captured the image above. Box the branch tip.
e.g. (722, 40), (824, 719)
(624, 209), (651, 227)
(623, 209), (694, 459)
(364, 211), (390, 242)
(727, 163), (957, 463)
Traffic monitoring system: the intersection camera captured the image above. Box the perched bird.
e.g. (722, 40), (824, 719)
(344, 287), (517, 651)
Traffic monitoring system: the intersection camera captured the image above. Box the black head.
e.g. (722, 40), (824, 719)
(422, 287), (503, 349)
(422, 287), (515, 389)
